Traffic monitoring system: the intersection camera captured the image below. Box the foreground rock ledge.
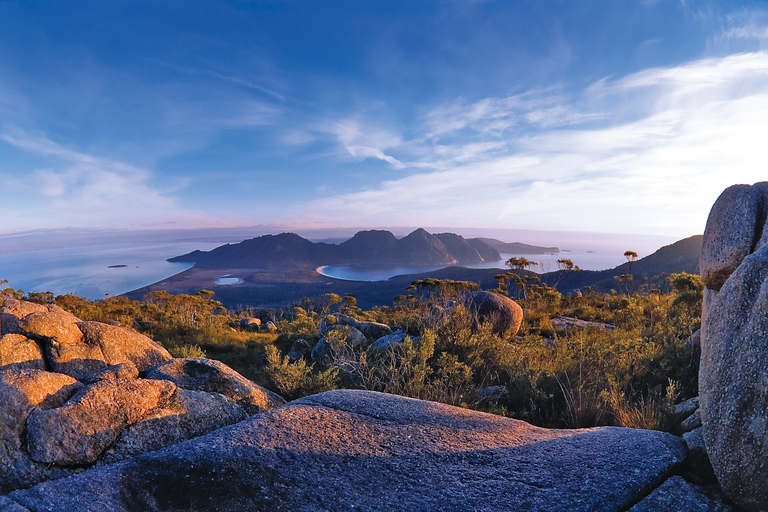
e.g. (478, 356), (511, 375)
(5, 390), (685, 512)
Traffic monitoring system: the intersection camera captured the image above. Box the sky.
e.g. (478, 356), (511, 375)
(2, 0), (768, 241)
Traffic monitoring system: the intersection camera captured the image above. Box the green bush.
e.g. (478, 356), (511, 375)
(22, 274), (700, 432)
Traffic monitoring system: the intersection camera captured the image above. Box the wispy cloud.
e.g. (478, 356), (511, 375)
(0, 132), (210, 230)
(597, 52), (768, 94)
(327, 119), (406, 168)
(204, 70), (286, 101)
(422, 91), (602, 139)
(289, 46), (768, 236)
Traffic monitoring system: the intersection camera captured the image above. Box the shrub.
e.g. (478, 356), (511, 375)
(169, 344), (207, 358)
(263, 345), (338, 401)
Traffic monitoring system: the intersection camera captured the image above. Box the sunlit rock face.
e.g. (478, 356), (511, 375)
(464, 290), (524, 337)
(5, 390), (687, 512)
(699, 184), (763, 291)
(699, 181), (768, 511)
(0, 298), (285, 495)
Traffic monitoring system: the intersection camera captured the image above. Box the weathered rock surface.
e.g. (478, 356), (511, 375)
(680, 409), (702, 433)
(371, 328), (409, 349)
(0, 299), (47, 336)
(674, 396), (699, 419)
(77, 321), (172, 372)
(358, 321), (393, 340)
(239, 317), (261, 330)
(699, 183), (768, 510)
(5, 301), (172, 381)
(0, 374), (82, 494)
(18, 306), (81, 346)
(752, 181), (768, 250)
(81, 361), (139, 384)
(310, 337), (332, 364)
(0, 300), (288, 494)
(20, 308), (105, 380)
(0, 495), (29, 511)
(700, 243), (768, 511)
(628, 476), (732, 512)
(286, 337), (312, 362)
(699, 184), (762, 291)
(344, 325), (365, 347)
(474, 385), (509, 403)
(4, 391), (685, 512)
(321, 313), (393, 341)
(0, 369), (82, 410)
(311, 326), (369, 364)
(464, 290), (524, 336)
(683, 427), (716, 485)
(550, 316), (614, 331)
(0, 334), (45, 371)
(99, 388), (248, 464)
(5, 390), (686, 512)
(143, 358), (286, 414)
(26, 378), (176, 465)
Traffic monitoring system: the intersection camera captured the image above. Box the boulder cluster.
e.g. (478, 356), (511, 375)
(295, 291), (524, 367)
(0, 298), (285, 494)
(698, 182), (768, 511)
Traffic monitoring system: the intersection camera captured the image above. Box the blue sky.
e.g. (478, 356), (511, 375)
(2, 0), (768, 239)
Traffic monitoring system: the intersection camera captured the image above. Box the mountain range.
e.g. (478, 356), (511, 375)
(128, 232), (703, 309)
(168, 228), (531, 268)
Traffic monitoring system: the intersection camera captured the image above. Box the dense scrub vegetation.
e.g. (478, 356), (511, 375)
(2, 269), (702, 433)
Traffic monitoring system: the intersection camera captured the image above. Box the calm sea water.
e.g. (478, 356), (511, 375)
(318, 250), (627, 282)
(0, 243), (201, 300)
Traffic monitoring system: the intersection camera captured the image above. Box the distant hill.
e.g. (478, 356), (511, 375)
(477, 238), (560, 254)
(551, 235), (702, 293)
(168, 229), (504, 269)
(168, 233), (341, 268)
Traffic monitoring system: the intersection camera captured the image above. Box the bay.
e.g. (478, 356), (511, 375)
(318, 250), (627, 282)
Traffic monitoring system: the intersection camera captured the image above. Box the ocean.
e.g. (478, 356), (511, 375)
(0, 242), (198, 300)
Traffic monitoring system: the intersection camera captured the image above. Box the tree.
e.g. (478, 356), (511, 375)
(617, 251), (639, 297)
(557, 259), (577, 272)
(503, 257), (539, 300)
(506, 257), (537, 272)
(549, 258), (581, 287)
(320, 293), (342, 314)
(197, 289), (215, 300)
(624, 251), (638, 275)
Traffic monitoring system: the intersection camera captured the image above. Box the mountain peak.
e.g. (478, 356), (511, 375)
(405, 228), (431, 239)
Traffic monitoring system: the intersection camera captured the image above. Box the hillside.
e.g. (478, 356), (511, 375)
(169, 229), (504, 269)
(551, 235), (702, 293)
(168, 233), (341, 269)
(478, 238), (560, 254)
